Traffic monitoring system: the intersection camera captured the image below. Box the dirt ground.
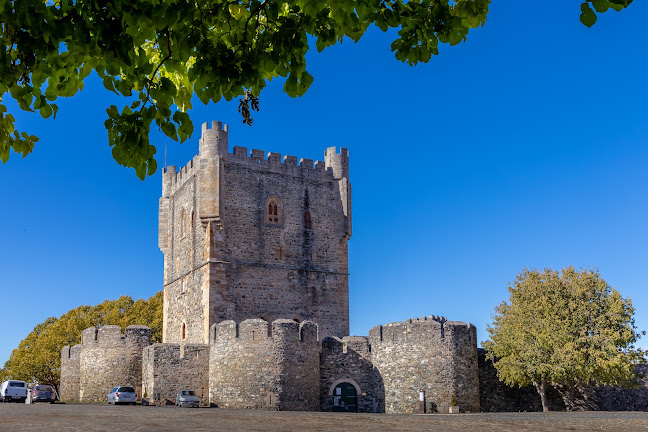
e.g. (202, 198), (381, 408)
(0, 403), (647, 432)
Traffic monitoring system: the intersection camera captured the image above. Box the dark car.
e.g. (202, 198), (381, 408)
(31, 385), (55, 403)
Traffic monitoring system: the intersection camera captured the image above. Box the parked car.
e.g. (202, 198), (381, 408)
(31, 385), (56, 403)
(107, 386), (137, 405)
(175, 389), (199, 408)
(0, 380), (28, 403)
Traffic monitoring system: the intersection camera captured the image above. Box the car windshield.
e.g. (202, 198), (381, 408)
(34, 386), (51, 391)
(118, 387), (135, 393)
(182, 391), (196, 396)
(9, 382), (25, 387)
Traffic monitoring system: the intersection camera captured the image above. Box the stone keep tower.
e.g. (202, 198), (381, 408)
(159, 121), (352, 344)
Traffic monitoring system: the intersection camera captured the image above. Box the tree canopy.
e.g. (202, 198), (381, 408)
(0, 0), (633, 179)
(0, 292), (162, 392)
(483, 267), (645, 412)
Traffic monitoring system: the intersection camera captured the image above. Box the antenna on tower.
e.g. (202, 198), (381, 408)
(164, 142), (167, 170)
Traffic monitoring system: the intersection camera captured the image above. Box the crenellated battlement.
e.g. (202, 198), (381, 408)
(228, 146), (341, 182)
(145, 343), (209, 359)
(368, 316), (452, 345)
(324, 146), (349, 180)
(61, 344), (82, 360)
(321, 336), (370, 355)
(163, 154), (201, 197)
(80, 325), (151, 346)
(210, 318), (318, 344)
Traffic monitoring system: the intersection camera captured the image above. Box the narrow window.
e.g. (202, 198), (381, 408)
(180, 208), (186, 237)
(182, 323), (186, 340)
(304, 211), (312, 229)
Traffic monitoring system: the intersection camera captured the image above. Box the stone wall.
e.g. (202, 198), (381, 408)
(594, 364), (648, 411)
(160, 122), (352, 345)
(79, 325), (151, 402)
(209, 318), (320, 411)
(369, 316), (480, 414)
(478, 349), (648, 412)
(320, 336), (383, 413)
(142, 343), (209, 405)
(59, 344), (81, 401)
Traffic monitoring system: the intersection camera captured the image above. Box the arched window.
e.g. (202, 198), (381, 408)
(265, 196), (282, 225)
(304, 211), (312, 230)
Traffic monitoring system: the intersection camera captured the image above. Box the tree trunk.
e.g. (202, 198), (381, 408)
(533, 381), (550, 412)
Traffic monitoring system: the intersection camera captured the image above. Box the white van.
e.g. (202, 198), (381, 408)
(0, 380), (28, 403)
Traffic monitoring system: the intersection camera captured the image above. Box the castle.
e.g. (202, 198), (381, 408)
(60, 121), (481, 413)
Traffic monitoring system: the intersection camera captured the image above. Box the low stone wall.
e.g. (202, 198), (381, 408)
(209, 319), (320, 411)
(478, 349), (648, 412)
(142, 343), (209, 405)
(320, 336), (383, 413)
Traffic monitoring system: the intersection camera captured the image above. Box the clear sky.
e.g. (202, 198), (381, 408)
(1, 1), (646, 366)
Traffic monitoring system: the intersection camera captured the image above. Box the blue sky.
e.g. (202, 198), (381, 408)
(1, 1), (647, 366)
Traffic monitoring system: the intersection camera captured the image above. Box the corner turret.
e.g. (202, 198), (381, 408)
(198, 121), (229, 226)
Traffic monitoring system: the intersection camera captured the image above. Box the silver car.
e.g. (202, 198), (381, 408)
(107, 386), (137, 405)
(175, 389), (199, 408)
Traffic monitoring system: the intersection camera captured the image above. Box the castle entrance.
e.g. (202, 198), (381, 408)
(332, 382), (358, 413)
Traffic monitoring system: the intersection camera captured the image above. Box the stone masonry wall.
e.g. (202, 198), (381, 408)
(160, 122), (352, 345)
(59, 344), (81, 401)
(320, 336), (383, 413)
(142, 343), (209, 405)
(479, 350), (648, 412)
(209, 318), (320, 411)
(160, 156), (208, 344)
(79, 325), (151, 402)
(446, 321), (481, 412)
(369, 316), (480, 414)
(214, 146), (351, 341)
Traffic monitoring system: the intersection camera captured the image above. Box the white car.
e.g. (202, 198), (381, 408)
(175, 389), (199, 408)
(1, 380), (28, 403)
(107, 386), (137, 405)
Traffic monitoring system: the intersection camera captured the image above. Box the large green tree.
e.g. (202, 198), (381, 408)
(0, 0), (632, 178)
(484, 267), (645, 412)
(0, 292), (162, 393)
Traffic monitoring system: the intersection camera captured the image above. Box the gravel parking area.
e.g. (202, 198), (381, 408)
(0, 404), (647, 432)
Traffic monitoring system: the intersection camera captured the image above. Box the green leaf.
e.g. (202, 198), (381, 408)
(580, 3), (598, 27)
(39, 104), (53, 119)
(161, 122), (178, 141)
(228, 4), (247, 20)
(592, 0), (610, 13)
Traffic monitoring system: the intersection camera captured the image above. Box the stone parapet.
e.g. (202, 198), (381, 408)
(209, 319), (319, 411)
(142, 343), (209, 405)
(60, 344), (82, 401)
(369, 316), (479, 414)
(78, 325), (151, 402)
